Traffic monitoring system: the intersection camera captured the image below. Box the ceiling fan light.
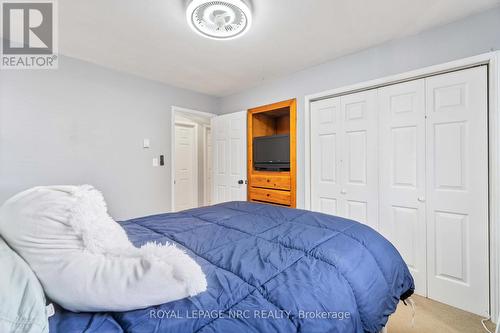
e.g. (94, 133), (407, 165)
(186, 0), (252, 40)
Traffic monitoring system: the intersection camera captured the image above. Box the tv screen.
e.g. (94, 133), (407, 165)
(253, 134), (290, 171)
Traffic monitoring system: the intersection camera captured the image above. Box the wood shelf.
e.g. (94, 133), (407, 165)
(247, 99), (296, 208)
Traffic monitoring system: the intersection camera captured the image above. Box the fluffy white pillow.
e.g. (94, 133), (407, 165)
(0, 185), (207, 312)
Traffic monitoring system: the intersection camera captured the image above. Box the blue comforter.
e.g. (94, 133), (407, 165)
(49, 202), (414, 333)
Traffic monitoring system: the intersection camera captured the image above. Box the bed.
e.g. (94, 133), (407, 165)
(48, 201), (414, 333)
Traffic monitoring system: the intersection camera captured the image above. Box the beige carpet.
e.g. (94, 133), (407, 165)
(387, 295), (496, 333)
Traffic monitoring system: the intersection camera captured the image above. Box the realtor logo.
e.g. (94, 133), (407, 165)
(1, 0), (58, 69)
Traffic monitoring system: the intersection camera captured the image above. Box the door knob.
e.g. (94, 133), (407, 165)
(341, 189), (347, 195)
(238, 180), (244, 185)
(418, 197), (426, 202)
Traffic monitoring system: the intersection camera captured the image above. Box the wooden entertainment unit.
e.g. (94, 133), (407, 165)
(247, 99), (296, 207)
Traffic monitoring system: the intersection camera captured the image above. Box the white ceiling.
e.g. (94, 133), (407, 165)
(57, 0), (499, 96)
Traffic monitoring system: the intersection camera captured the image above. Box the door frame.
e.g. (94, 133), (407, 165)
(170, 106), (216, 212)
(202, 124), (212, 206)
(304, 51), (500, 322)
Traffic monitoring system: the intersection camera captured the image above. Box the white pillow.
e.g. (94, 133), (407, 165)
(0, 185), (207, 312)
(0, 236), (49, 333)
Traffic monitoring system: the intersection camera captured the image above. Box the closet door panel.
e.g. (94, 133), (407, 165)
(426, 66), (489, 316)
(378, 79), (427, 295)
(311, 97), (343, 216)
(340, 90), (379, 229)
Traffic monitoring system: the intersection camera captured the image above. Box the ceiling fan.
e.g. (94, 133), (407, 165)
(186, 0), (253, 40)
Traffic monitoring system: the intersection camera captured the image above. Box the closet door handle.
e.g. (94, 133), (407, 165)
(417, 197), (426, 203)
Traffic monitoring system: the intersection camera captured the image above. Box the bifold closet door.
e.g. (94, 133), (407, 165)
(311, 90), (379, 230)
(425, 66), (489, 316)
(378, 79), (427, 295)
(311, 97), (342, 216)
(311, 65), (489, 316)
(341, 91), (379, 229)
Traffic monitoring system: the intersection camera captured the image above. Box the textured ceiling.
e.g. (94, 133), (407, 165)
(54, 0), (500, 96)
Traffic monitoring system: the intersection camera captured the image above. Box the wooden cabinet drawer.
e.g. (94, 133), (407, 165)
(249, 187), (291, 206)
(251, 175), (291, 190)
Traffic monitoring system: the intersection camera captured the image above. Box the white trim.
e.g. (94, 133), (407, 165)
(170, 106), (216, 212)
(304, 51), (500, 322)
(202, 124), (212, 206)
(489, 51), (500, 324)
(172, 106), (217, 119)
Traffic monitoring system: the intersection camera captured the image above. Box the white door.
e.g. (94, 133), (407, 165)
(205, 127), (213, 205)
(425, 66), (489, 316)
(340, 90), (379, 229)
(310, 96), (342, 216)
(211, 111), (247, 204)
(174, 122), (197, 211)
(310, 66), (489, 316)
(311, 90), (379, 229)
(378, 79), (427, 295)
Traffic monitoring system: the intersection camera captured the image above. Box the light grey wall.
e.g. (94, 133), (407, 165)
(219, 6), (500, 208)
(0, 55), (218, 220)
(2, 6), (500, 218)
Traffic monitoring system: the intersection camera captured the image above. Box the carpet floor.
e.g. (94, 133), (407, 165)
(387, 295), (496, 333)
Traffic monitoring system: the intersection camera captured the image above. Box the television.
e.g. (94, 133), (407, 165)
(253, 134), (290, 171)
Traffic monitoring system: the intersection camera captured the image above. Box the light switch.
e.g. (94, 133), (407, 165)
(152, 157), (159, 167)
(143, 139), (150, 149)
